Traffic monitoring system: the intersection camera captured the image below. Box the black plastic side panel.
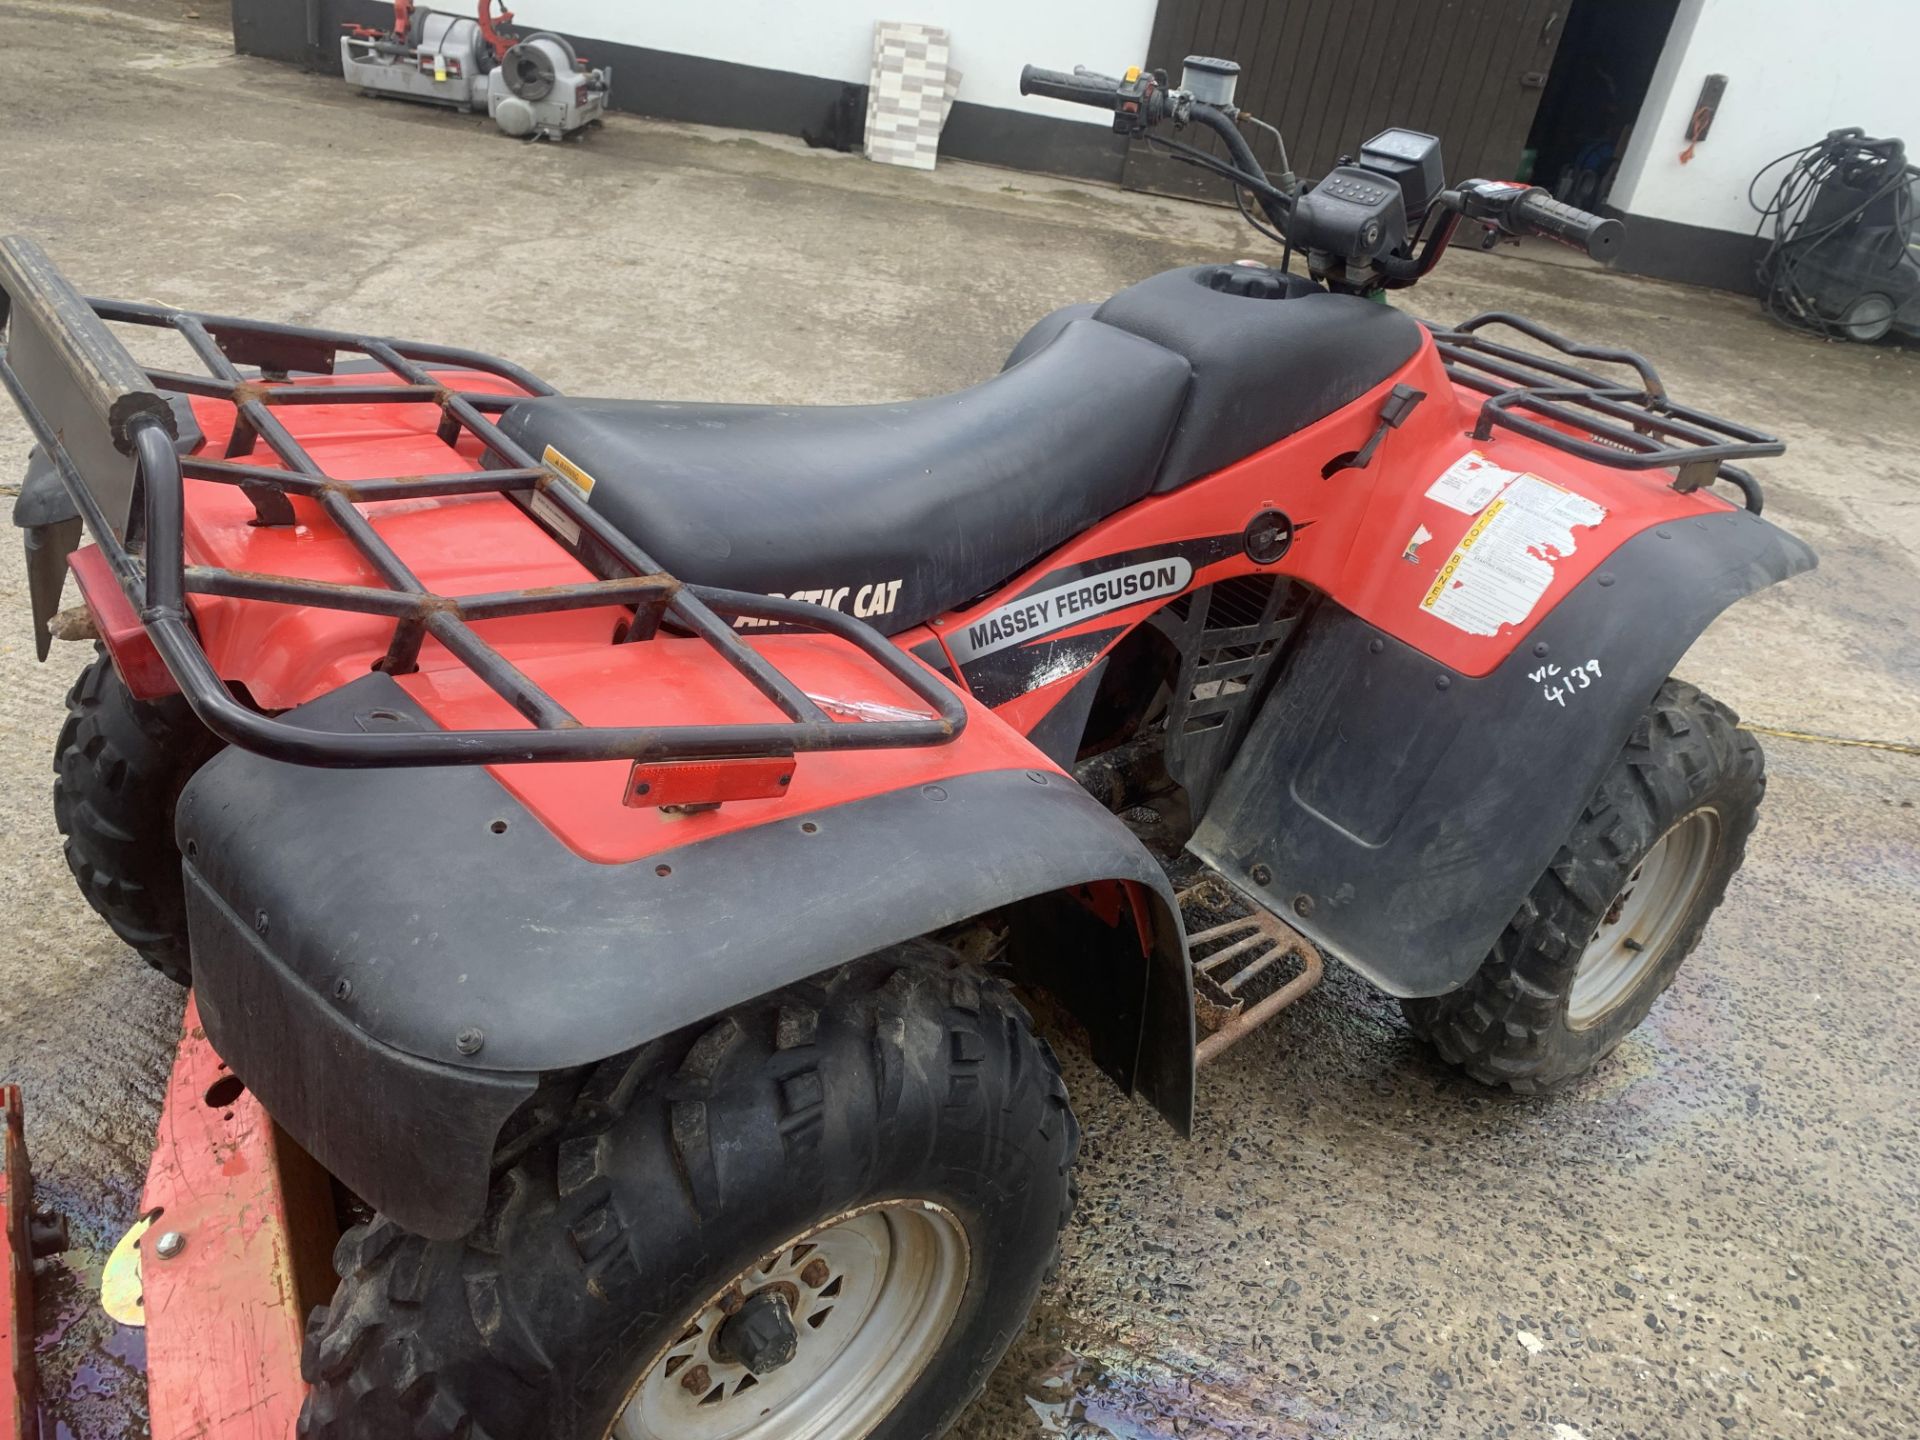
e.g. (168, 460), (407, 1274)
(1191, 510), (1815, 997)
(186, 867), (535, 1239)
(178, 676), (1194, 1116)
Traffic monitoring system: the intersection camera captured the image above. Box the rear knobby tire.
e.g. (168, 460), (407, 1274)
(298, 940), (1080, 1440)
(53, 648), (221, 984)
(1402, 679), (1763, 1092)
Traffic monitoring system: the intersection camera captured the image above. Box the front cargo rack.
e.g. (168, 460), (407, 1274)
(0, 236), (965, 768)
(1428, 312), (1785, 513)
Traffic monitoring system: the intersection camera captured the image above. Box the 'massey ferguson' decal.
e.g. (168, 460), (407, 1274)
(947, 558), (1193, 663)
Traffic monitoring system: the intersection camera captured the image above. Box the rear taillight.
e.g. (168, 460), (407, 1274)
(576, 82), (590, 107)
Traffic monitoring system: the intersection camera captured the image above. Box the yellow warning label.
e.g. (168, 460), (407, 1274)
(542, 444), (596, 497)
(1422, 497), (1505, 610)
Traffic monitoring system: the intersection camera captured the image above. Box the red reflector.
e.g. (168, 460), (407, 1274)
(624, 757), (794, 810)
(576, 82), (590, 105)
(68, 545), (178, 700)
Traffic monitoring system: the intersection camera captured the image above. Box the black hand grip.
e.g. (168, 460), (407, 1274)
(1510, 189), (1625, 261)
(1019, 64), (1122, 110)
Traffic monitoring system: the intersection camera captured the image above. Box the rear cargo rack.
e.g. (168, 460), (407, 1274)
(0, 236), (964, 768)
(1428, 312), (1784, 513)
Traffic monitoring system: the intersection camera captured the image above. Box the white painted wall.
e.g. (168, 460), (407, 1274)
(468, 0), (1159, 123)
(1611, 0), (1920, 234)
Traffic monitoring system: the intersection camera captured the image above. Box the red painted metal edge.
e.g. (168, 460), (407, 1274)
(67, 544), (178, 700)
(1, 1085), (35, 1440)
(142, 998), (330, 1440)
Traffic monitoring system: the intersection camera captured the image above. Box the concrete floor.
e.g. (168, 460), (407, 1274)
(1, 3), (1916, 1437)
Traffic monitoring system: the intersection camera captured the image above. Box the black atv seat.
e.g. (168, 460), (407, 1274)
(498, 266), (1422, 634)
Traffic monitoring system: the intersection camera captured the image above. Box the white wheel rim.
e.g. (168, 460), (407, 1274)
(1567, 809), (1721, 1030)
(611, 1201), (970, 1440)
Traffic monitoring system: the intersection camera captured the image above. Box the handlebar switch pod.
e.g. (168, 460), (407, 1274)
(1289, 166), (1410, 266)
(1018, 63), (1166, 135)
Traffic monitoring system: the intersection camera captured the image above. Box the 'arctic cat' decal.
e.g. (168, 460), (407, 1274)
(947, 557), (1193, 663)
(735, 578), (903, 628)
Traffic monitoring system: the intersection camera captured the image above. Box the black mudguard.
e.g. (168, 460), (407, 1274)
(177, 675), (1192, 1239)
(11, 447), (81, 661)
(1191, 509), (1815, 997)
(12, 397), (201, 660)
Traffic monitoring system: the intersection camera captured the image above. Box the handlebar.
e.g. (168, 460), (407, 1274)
(1019, 64), (1126, 110)
(1508, 188), (1623, 261)
(1019, 58), (1627, 283)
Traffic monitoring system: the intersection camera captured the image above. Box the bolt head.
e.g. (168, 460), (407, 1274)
(155, 1230), (186, 1259)
(800, 1258), (831, 1288)
(1250, 863), (1273, 887)
(454, 1027), (485, 1056)
(1293, 894), (1314, 918)
(679, 1362), (711, 1395)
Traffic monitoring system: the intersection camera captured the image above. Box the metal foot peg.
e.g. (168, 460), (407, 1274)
(1180, 878), (1324, 1065)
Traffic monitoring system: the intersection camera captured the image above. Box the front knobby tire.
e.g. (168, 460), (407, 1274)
(298, 941), (1080, 1440)
(53, 648), (222, 984)
(1403, 679), (1764, 1092)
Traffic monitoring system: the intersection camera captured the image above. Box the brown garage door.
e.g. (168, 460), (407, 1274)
(1125, 0), (1568, 202)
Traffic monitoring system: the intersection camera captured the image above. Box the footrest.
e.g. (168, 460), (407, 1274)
(1178, 877), (1323, 1065)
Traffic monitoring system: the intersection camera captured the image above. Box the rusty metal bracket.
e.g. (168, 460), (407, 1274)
(1, 1086), (38, 1440)
(1182, 880), (1324, 1066)
(138, 1000), (333, 1439)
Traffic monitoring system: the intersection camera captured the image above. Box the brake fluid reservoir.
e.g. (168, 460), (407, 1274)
(1181, 56), (1240, 107)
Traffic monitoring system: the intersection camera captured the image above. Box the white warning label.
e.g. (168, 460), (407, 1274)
(527, 490), (582, 546)
(1425, 449), (1523, 515)
(1419, 474), (1606, 636)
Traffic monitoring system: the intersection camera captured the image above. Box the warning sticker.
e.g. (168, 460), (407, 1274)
(528, 445), (597, 546)
(528, 490), (582, 546)
(543, 445), (596, 497)
(1425, 450), (1522, 515)
(1419, 474), (1606, 636)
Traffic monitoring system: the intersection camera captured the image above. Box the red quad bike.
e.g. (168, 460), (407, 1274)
(2, 53), (1812, 1440)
